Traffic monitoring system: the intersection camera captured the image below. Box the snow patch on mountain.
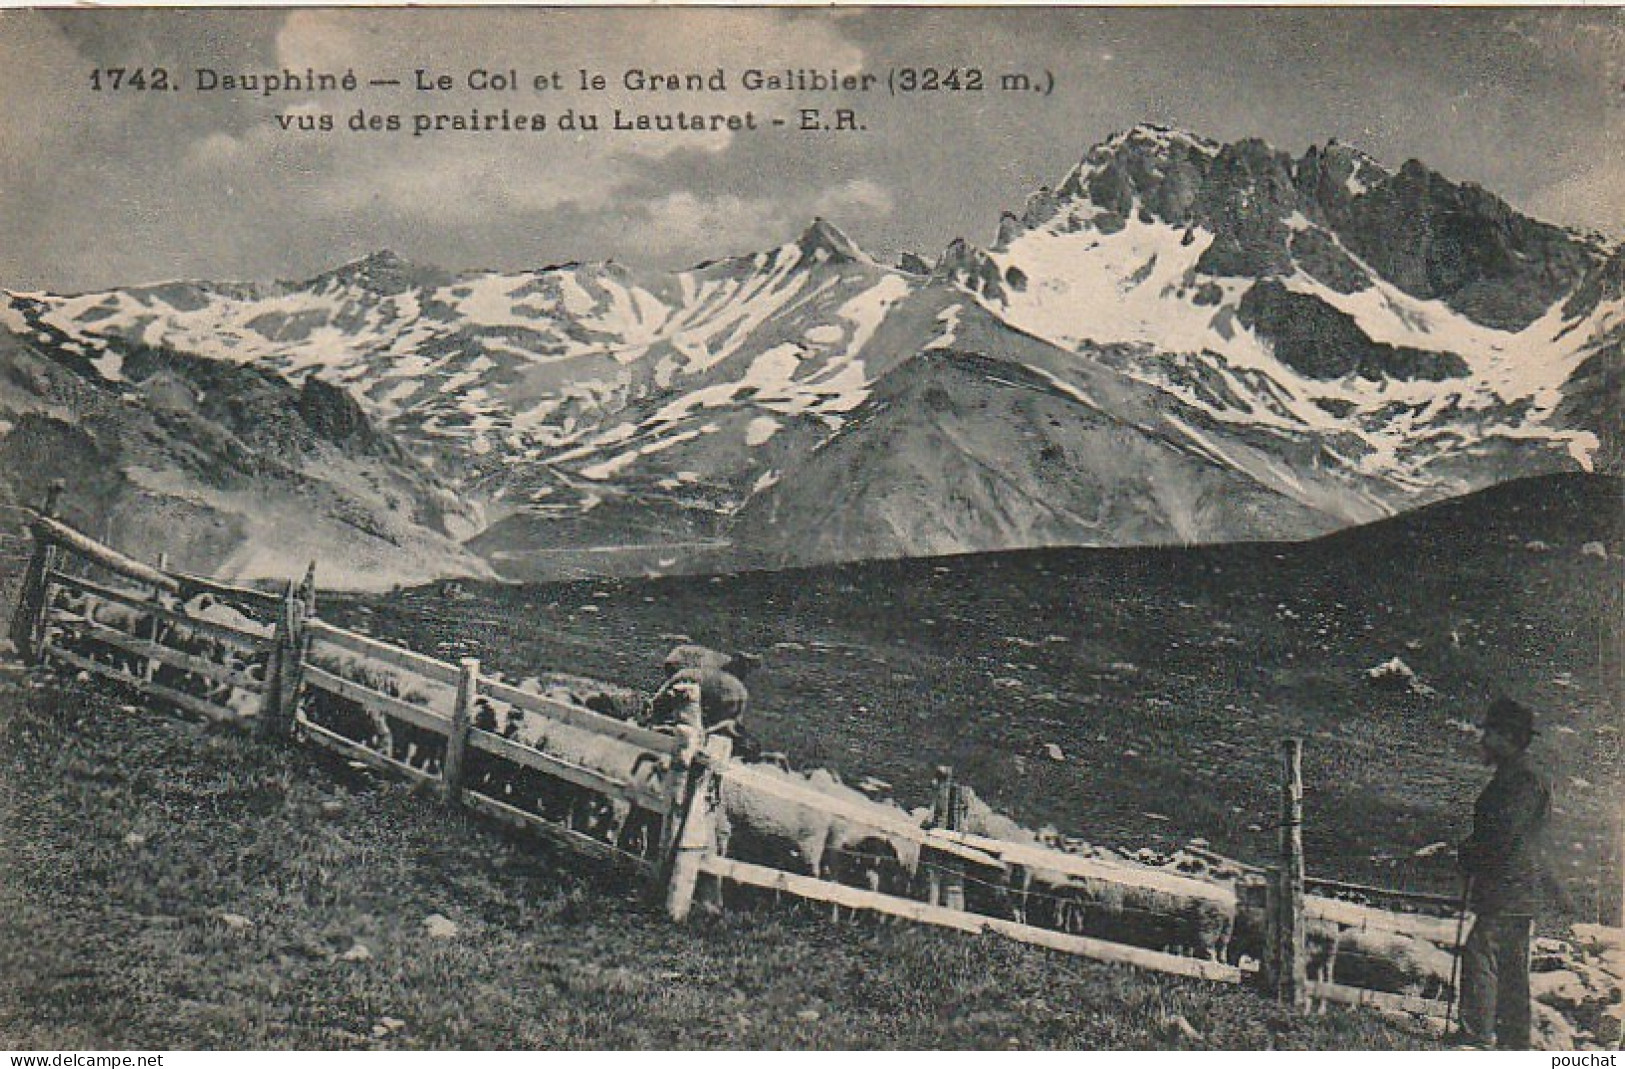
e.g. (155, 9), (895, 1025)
(989, 216), (1264, 363)
(746, 416), (781, 446)
(925, 304), (963, 351)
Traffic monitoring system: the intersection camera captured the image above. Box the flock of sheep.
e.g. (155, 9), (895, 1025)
(45, 592), (1466, 1005)
(46, 584), (271, 718)
(297, 639), (1463, 1001)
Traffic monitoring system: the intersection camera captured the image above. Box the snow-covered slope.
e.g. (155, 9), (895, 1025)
(0, 322), (491, 590)
(3, 127), (1616, 580)
(952, 126), (1609, 500)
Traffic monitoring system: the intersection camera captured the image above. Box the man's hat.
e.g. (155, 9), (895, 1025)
(1481, 696), (1537, 744)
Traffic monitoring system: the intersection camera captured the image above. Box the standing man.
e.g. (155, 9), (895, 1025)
(1455, 696), (1553, 1049)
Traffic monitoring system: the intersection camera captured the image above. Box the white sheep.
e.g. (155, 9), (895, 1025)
(954, 786), (1235, 959)
(662, 643), (760, 680)
(715, 763), (922, 893)
(1306, 922), (1454, 999)
(474, 683), (694, 853)
(182, 594), (272, 639)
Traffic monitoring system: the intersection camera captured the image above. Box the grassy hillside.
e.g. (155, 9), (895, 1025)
(326, 473), (1623, 918)
(0, 671), (1425, 1050)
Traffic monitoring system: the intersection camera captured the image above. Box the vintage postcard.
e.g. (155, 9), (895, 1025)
(0, 5), (1620, 1053)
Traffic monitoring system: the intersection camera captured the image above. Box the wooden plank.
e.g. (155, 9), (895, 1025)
(929, 829), (1235, 905)
(461, 788), (650, 873)
(51, 615), (264, 694)
(723, 764), (1007, 872)
(295, 712), (440, 786)
(1306, 877), (1461, 911)
(467, 728), (670, 813)
(1305, 896), (1463, 946)
(302, 664), (452, 735)
(1275, 738), (1307, 1008)
(49, 572), (266, 649)
(666, 735), (730, 922)
(32, 515), (179, 593)
(442, 658), (479, 806)
(42, 641), (240, 723)
(480, 676), (681, 754)
(1184, 844), (1265, 876)
(305, 620), (462, 686)
(171, 570), (281, 610)
(700, 855), (1245, 985)
(1306, 979), (1449, 1020)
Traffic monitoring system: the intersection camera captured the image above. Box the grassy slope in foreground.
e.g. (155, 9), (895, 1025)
(0, 672), (1425, 1050)
(329, 472), (1623, 917)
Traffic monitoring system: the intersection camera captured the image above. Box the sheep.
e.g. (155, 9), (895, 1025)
(951, 786), (1235, 958)
(1054, 874), (1236, 962)
(1304, 918), (1455, 999)
(469, 684), (693, 854)
(662, 643), (761, 680)
(77, 598), (148, 675)
(181, 594), (272, 639)
(298, 648), (455, 770)
(579, 690), (650, 722)
(650, 666), (748, 725)
(714, 763), (922, 896)
(1226, 892), (1460, 997)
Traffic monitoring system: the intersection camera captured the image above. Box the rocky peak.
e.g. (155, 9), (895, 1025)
(1191, 138), (1303, 277)
(1021, 186), (1063, 230)
(896, 251), (934, 276)
(993, 212), (1025, 251)
(933, 237), (1005, 298)
(996, 126), (1604, 331)
(1295, 140), (1389, 216)
(795, 217), (868, 264)
(1335, 157), (1601, 329)
(309, 249), (447, 296)
(1563, 245), (1625, 322)
(1096, 123), (1221, 161)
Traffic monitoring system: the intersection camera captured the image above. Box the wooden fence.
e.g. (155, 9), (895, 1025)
(5, 490), (1467, 1029)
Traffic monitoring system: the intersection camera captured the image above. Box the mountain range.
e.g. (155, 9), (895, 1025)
(2, 124), (1618, 586)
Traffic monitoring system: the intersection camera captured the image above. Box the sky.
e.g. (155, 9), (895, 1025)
(0, 7), (1621, 293)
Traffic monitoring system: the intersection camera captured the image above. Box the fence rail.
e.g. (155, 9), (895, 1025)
(49, 570), (268, 649)
(5, 494), (1467, 1029)
(700, 854), (1246, 984)
(304, 663), (452, 734)
(479, 675), (684, 755)
(296, 709), (441, 786)
(42, 639), (243, 724)
(307, 619), (462, 686)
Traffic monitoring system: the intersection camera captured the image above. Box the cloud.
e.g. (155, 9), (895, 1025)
(621, 176), (896, 262)
(813, 179), (895, 222)
(635, 192), (788, 259)
(3, 8), (1620, 293)
(168, 9), (876, 239)
(1527, 163), (1625, 241)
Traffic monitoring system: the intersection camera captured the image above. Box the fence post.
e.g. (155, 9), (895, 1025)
(8, 481), (64, 663)
(648, 725), (702, 901)
(258, 568), (314, 741)
(945, 775), (967, 911)
(257, 580), (297, 739)
(298, 561), (317, 618)
(926, 765), (967, 910)
(1270, 737), (1307, 1008)
(442, 657), (479, 806)
(666, 733), (731, 923)
(279, 564), (316, 727)
(142, 552), (170, 685)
